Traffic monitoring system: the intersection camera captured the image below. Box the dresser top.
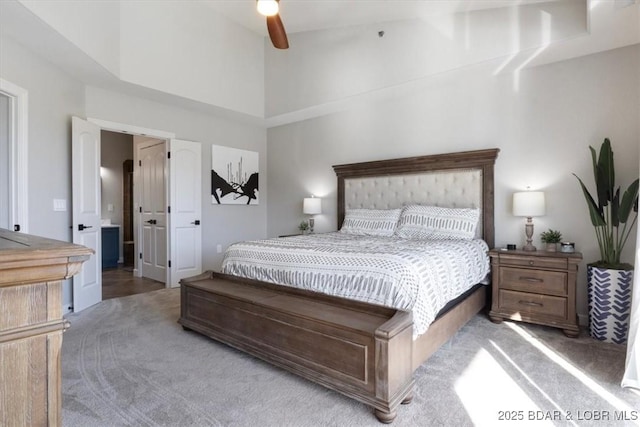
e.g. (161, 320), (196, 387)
(0, 228), (93, 263)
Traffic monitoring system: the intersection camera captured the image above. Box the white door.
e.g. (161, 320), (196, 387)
(169, 139), (202, 287)
(72, 117), (101, 312)
(140, 141), (167, 283)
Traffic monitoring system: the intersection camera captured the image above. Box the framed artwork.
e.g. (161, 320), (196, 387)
(211, 145), (259, 205)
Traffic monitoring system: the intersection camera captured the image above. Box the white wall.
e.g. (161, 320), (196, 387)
(17, 0), (265, 118)
(265, 0), (587, 117)
(0, 36), (86, 309)
(85, 87), (268, 271)
(18, 0), (121, 76)
(266, 44), (640, 320)
(0, 37), (85, 242)
(119, 1), (264, 118)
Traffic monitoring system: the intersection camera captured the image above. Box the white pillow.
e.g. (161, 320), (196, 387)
(395, 205), (480, 240)
(340, 208), (402, 237)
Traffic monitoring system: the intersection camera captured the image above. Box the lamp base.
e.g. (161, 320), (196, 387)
(308, 218), (315, 233)
(522, 217), (536, 252)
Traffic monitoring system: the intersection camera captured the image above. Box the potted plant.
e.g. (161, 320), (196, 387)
(298, 221), (309, 234)
(540, 229), (562, 252)
(574, 138), (638, 344)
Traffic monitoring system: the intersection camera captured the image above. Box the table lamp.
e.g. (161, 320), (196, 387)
(303, 196), (322, 233)
(513, 190), (546, 251)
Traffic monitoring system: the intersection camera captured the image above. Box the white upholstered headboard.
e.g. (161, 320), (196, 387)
(344, 169), (483, 237)
(333, 149), (499, 248)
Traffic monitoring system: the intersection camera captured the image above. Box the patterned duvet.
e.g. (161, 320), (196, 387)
(221, 232), (490, 337)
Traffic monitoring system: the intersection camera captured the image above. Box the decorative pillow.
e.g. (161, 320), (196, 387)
(395, 205), (480, 240)
(340, 208), (402, 237)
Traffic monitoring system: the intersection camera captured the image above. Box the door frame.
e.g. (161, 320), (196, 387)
(0, 78), (29, 233)
(87, 118), (175, 285)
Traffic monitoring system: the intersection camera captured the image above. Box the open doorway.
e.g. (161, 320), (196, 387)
(72, 117), (202, 312)
(0, 92), (10, 229)
(100, 130), (164, 299)
(0, 78), (28, 234)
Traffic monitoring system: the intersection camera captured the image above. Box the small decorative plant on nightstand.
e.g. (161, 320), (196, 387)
(574, 138), (638, 344)
(540, 229), (562, 252)
(298, 221), (309, 234)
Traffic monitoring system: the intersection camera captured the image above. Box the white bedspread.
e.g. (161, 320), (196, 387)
(221, 232), (489, 336)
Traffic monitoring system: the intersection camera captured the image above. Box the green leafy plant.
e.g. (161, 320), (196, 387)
(540, 229), (563, 243)
(298, 221), (309, 232)
(573, 138), (639, 269)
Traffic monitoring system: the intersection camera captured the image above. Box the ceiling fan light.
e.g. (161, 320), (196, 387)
(257, 0), (279, 17)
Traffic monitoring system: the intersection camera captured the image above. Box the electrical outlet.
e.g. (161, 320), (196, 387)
(53, 199), (67, 212)
(216, 244), (222, 253)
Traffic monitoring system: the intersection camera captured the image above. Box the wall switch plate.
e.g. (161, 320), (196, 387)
(107, 203), (114, 212)
(216, 244), (222, 253)
(53, 199), (67, 212)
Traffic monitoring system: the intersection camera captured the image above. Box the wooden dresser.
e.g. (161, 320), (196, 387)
(489, 249), (582, 337)
(0, 229), (92, 427)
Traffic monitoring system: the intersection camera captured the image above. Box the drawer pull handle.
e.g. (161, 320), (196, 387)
(519, 300), (543, 307)
(529, 261), (534, 266)
(519, 276), (544, 283)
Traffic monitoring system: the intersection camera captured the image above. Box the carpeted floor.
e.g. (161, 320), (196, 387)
(62, 289), (640, 426)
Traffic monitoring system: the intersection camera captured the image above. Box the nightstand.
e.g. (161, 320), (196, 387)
(489, 249), (583, 337)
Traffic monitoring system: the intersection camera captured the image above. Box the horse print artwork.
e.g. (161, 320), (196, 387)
(211, 145), (259, 205)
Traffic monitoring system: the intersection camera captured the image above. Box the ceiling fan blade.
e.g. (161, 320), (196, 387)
(266, 14), (289, 49)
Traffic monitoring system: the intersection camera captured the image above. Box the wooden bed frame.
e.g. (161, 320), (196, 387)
(179, 148), (499, 423)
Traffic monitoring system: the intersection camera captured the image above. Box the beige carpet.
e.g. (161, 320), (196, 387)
(62, 288), (640, 426)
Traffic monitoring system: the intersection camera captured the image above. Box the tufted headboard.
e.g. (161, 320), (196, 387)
(332, 149), (499, 249)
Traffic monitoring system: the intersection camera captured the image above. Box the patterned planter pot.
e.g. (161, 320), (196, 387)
(587, 265), (634, 344)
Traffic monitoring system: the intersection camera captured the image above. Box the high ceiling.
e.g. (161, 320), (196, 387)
(0, 0), (637, 123)
(206, 0), (559, 36)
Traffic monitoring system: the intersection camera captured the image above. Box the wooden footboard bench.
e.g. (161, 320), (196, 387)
(178, 271), (415, 423)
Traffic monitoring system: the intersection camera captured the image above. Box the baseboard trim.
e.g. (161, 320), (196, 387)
(578, 313), (588, 326)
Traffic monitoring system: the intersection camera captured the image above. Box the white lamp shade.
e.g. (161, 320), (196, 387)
(257, 0), (279, 16)
(513, 191), (546, 217)
(303, 197), (322, 215)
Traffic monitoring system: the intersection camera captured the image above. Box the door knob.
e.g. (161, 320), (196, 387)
(191, 220), (200, 225)
(78, 224), (93, 231)
(145, 219), (157, 225)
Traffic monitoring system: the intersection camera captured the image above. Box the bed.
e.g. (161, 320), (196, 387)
(179, 148), (499, 423)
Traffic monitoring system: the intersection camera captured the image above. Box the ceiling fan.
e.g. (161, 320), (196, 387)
(256, 0), (289, 49)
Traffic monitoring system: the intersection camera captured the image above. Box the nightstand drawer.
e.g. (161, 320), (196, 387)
(499, 290), (567, 320)
(498, 254), (567, 270)
(499, 267), (567, 296)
